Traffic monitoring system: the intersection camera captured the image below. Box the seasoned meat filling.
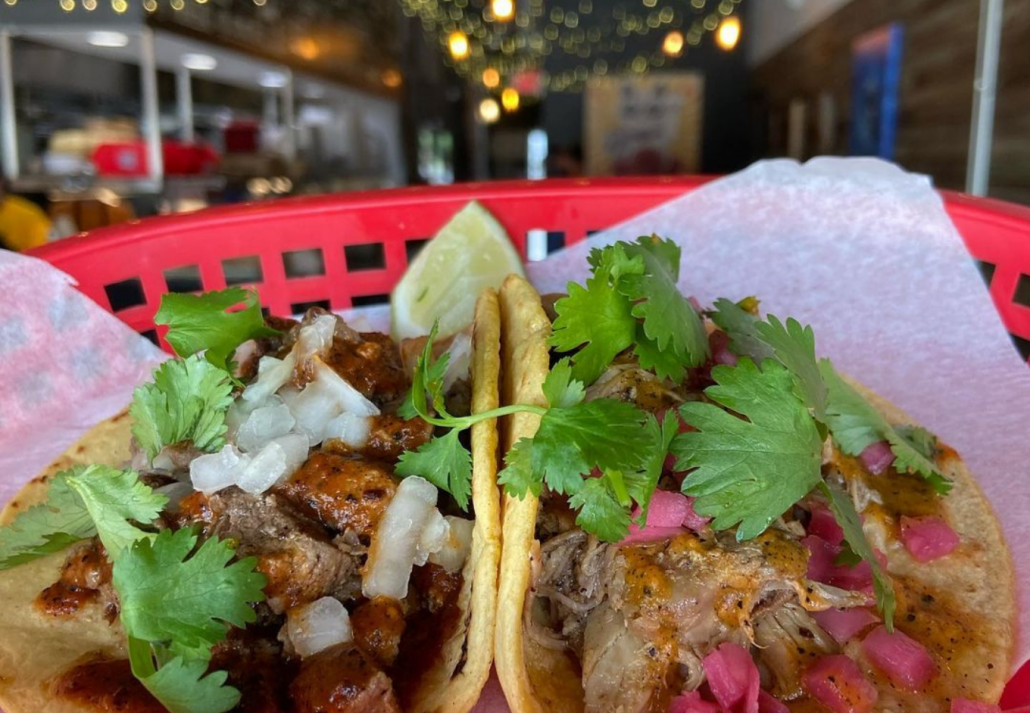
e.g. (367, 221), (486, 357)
(276, 451), (398, 542)
(290, 644), (402, 713)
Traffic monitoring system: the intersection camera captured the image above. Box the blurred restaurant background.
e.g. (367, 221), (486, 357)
(0, 0), (1026, 244)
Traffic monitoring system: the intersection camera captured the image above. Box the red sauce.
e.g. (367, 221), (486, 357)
(36, 580), (99, 617)
(392, 565), (465, 708)
(53, 659), (164, 713)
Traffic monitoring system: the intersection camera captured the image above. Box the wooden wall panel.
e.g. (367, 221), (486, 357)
(752, 0), (1030, 204)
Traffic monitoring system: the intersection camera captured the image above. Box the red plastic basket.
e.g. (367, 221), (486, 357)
(27, 177), (1030, 362)
(22, 177), (1030, 702)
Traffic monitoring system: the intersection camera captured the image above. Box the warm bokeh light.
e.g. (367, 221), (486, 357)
(290, 38), (320, 61)
(479, 98), (500, 124)
(662, 30), (684, 57)
(716, 16), (741, 51)
(59, 0), (74, 11)
(448, 31), (470, 60)
(482, 68), (500, 88)
(381, 69), (403, 88)
(111, 0), (128, 12)
(491, 0), (514, 22)
(501, 87), (520, 112)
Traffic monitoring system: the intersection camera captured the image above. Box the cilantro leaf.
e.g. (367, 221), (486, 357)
(130, 355), (235, 461)
(818, 482), (896, 629)
(618, 236), (708, 368)
(894, 424), (938, 460)
(550, 269), (637, 385)
(530, 399), (652, 496)
(819, 360), (951, 494)
(128, 637), (241, 713)
(0, 475), (97, 569)
(497, 438), (540, 499)
(710, 298), (775, 363)
(404, 322), (452, 422)
(542, 358), (586, 409)
(155, 288), (278, 374)
(0, 466), (165, 568)
(115, 528), (264, 661)
(65, 466), (166, 559)
(624, 411), (678, 525)
(568, 477), (632, 543)
(673, 359), (824, 540)
(633, 326), (687, 383)
(754, 315), (827, 419)
(395, 428), (473, 510)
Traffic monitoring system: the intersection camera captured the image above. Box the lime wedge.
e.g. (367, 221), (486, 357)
(391, 200), (525, 340)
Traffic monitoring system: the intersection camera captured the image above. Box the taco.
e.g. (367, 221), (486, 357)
(493, 238), (1014, 713)
(0, 287), (503, 713)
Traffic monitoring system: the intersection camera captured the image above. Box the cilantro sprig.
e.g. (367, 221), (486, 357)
(129, 355), (235, 462)
(0, 466), (265, 713)
(155, 287), (278, 376)
(550, 236), (709, 384)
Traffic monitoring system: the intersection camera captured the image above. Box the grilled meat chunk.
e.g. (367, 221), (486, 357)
(585, 362), (683, 413)
(36, 538), (116, 619)
(290, 643), (402, 713)
(276, 451), (398, 542)
(753, 603), (837, 699)
(323, 415), (434, 462)
(203, 488), (359, 613)
(351, 597), (407, 668)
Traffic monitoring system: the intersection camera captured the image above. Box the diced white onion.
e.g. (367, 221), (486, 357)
(429, 516), (475, 573)
(236, 403), (296, 452)
(189, 445), (243, 495)
(287, 597), (353, 658)
(288, 378), (343, 444)
(363, 476), (439, 600)
(415, 509), (450, 567)
(313, 358), (380, 417)
(323, 412), (372, 449)
(443, 333), (472, 391)
(155, 481), (195, 512)
(270, 433), (311, 473)
(235, 441), (287, 495)
(296, 315), (337, 365)
(242, 353), (296, 404)
(152, 450), (176, 472)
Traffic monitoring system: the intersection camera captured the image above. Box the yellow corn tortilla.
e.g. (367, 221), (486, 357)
(493, 274), (1016, 713)
(0, 289), (504, 713)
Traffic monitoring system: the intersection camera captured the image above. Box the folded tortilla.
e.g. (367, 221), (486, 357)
(494, 274), (1015, 713)
(0, 289), (504, 713)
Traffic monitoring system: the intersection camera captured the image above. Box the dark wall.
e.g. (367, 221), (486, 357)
(751, 0), (1030, 205)
(541, 5), (752, 174)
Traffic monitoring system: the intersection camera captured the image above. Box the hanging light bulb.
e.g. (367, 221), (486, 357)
(715, 15), (741, 51)
(82, 0), (97, 10)
(491, 0), (514, 22)
(479, 98), (500, 123)
(59, 0), (75, 11)
(501, 87), (519, 112)
(111, 0), (128, 13)
(662, 30), (684, 57)
(482, 67), (500, 88)
(448, 30), (470, 60)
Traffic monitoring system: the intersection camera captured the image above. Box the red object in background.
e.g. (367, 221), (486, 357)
(223, 120), (259, 154)
(21, 176), (1030, 706)
(92, 140), (220, 177)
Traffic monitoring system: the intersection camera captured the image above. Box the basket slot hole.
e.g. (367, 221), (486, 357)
(291, 299), (331, 316)
(104, 277), (145, 312)
(1014, 274), (1030, 309)
(1013, 334), (1030, 362)
(344, 243), (386, 272)
(548, 231), (566, 254)
(976, 261), (996, 288)
(223, 256), (263, 286)
(526, 229), (548, 261)
(352, 294), (390, 307)
(405, 238), (430, 264)
(284, 248), (326, 278)
(164, 265), (203, 293)
(140, 328), (159, 346)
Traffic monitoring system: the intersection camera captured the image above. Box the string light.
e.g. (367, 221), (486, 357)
(479, 98), (500, 123)
(490, 0), (513, 22)
(3, 0), (16, 6)
(111, 0), (127, 12)
(448, 30), (470, 60)
(82, 0), (96, 9)
(143, 0), (157, 10)
(381, 68), (403, 88)
(59, 0), (74, 11)
(482, 67), (500, 88)
(501, 87), (519, 112)
(662, 30), (684, 57)
(715, 15), (741, 50)
(170, 0), (185, 9)
(254, 0), (267, 5)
